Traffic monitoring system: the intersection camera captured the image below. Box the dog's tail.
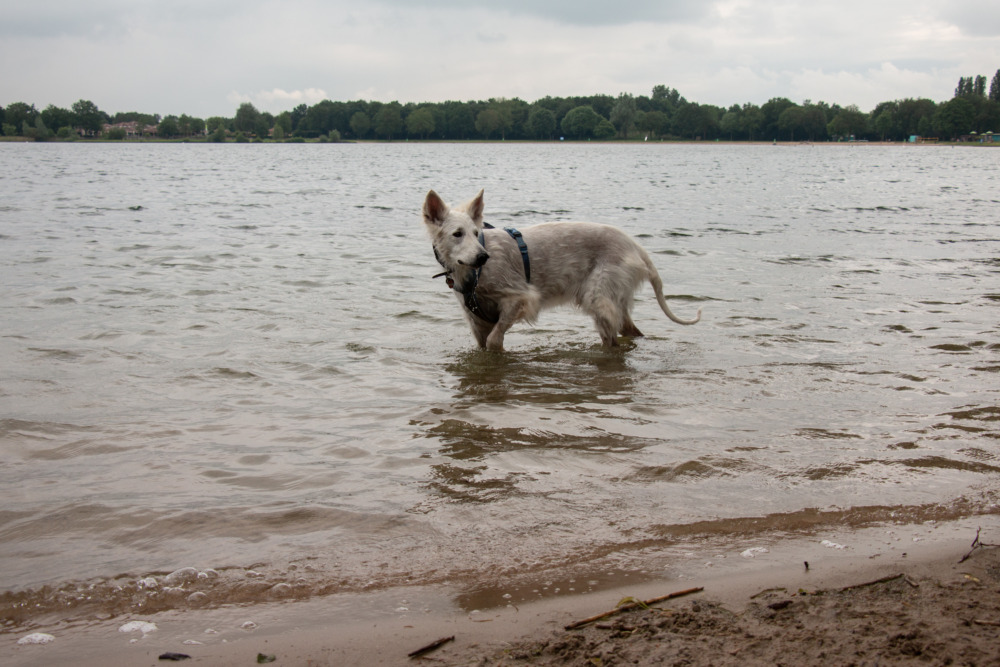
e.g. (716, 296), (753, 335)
(641, 251), (701, 326)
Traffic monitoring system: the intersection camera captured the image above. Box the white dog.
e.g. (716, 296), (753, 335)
(423, 189), (700, 351)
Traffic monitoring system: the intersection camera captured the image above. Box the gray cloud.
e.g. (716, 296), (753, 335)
(2, 0), (998, 117)
(377, 0), (708, 26)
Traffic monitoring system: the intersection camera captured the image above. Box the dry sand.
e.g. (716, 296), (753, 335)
(9, 516), (1000, 666)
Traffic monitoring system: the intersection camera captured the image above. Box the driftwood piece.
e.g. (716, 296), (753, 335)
(407, 635), (455, 658)
(564, 586), (704, 630)
(839, 573), (918, 591)
(959, 527), (999, 564)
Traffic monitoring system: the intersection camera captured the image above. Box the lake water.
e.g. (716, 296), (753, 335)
(1, 142), (999, 632)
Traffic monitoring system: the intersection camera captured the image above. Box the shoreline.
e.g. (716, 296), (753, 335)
(2, 135), (995, 146)
(9, 513), (999, 666)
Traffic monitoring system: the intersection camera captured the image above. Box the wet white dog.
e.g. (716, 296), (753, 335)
(423, 189), (700, 351)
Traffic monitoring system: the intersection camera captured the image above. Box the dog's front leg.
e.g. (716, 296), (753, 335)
(469, 317), (492, 349)
(486, 299), (526, 352)
(485, 303), (523, 352)
(485, 324), (507, 352)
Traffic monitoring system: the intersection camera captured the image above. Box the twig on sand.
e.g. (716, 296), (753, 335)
(840, 573), (918, 591)
(564, 587), (704, 630)
(407, 635), (455, 659)
(959, 527), (999, 564)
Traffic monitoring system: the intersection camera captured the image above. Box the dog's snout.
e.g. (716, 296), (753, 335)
(473, 251), (489, 268)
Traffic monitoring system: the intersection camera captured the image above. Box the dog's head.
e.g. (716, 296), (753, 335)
(423, 189), (489, 271)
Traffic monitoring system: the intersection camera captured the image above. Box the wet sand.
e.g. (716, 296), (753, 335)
(10, 514), (1000, 666)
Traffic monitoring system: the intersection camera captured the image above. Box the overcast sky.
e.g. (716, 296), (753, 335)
(3, 0), (999, 119)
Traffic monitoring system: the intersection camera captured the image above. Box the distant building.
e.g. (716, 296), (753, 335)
(102, 121), (158, 138)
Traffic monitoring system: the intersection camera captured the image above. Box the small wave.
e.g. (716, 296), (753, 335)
(795, 428), (864, 440)
(629, 458), (744, 482)
(930, 343), (975, 353)
(28, 347), (84, 360)
(893, 455), (1000, 474)
(282, 280), (324, 289)
(212, 367), (262, 380)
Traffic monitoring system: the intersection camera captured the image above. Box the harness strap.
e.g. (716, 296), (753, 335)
(503, 227), (530, 283)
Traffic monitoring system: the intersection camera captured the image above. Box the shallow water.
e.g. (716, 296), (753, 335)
(1, 142), (999, 629)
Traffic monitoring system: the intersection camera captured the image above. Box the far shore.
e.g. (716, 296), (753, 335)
(2, 135), (996, 147)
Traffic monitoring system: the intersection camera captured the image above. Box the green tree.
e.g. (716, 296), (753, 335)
(593, 118), (616, 140)
(609, 93), (637, 138)
(873, 109), (894, 141)
(933, 97), (975, 139)
(72, 99), (106, 135)
(41, 105), (74, 134)
(990, 70), (1000, 102)
(560, 105), (601, 139)
(475, 108), (502, 139)
(5, 102), (38, 135)
(289, 104), (308, 134)
(487, 98), (516, 139)
(158, 116), (180, 138)
(651, 85), (683, 111)
(640, 109), (670, 138)
(720, 109), (740, 140)
(234, 102), (261, 135)
(373, 103), (403, 140)
(760, 97), (795, 140)
(274, 111), (293, 136)
(777, 105), (804, 140)
(32, 116), (52, 141)
(441, 102), (476, 139)
(206, 116), (230, 133)
(254, 115), (271, 140)
(740, 103), (763, 141)
(298, 100), (336, 137)
(349, 111), (370, 138)
(176, 114), (204, 136)
(406, 107), (435, 139)
(673, 102), (718, 139)
(800, 104), (828, 141)
(527, 106), (556, 139)
(896, 98), (937, 138)
(974, 75), (987, 98)
(827, 105), (869, 140)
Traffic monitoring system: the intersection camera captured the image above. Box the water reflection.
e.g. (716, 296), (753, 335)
(421, 344), (651, 503)
(444, 343), (637, 406)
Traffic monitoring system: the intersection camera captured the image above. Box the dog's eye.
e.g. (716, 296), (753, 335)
(452, 230), (464, 238)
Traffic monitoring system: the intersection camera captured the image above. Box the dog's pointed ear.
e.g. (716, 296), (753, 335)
(467, 189), (485, 227)
(423, 190), (448, 226)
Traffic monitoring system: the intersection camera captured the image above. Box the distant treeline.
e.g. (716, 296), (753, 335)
(4, 73), (1000, 144)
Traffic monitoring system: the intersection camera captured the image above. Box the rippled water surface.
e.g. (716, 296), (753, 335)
(1, 142), (999, 628)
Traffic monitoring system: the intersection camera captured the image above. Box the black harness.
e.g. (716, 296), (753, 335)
(433, 223), (530, 324)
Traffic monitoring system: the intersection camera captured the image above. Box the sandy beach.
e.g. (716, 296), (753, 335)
(10, 514), (1000, 666)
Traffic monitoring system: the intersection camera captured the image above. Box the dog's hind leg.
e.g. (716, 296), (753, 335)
(586, 298), (625, 347)
(620, 312), (644, 338)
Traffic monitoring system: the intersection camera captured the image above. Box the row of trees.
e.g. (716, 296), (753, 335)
(4, 70), (999, 143)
